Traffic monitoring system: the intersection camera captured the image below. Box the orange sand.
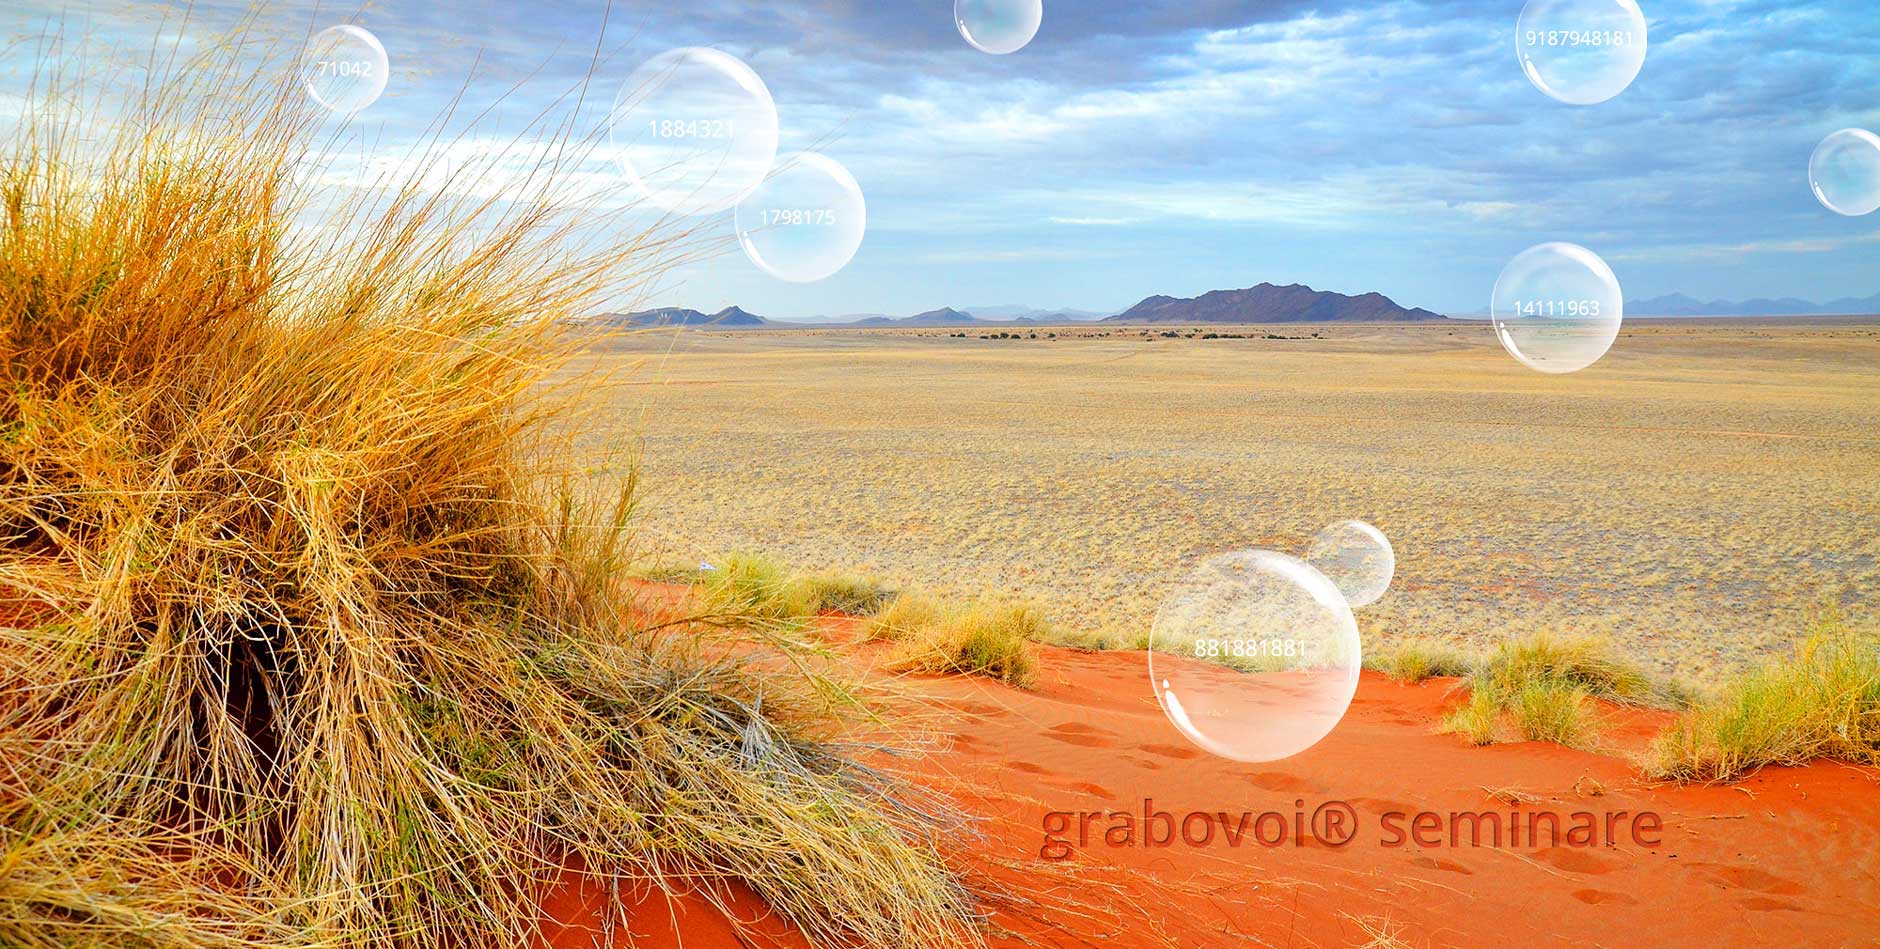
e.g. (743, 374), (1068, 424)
(542, 600), (1880, 947)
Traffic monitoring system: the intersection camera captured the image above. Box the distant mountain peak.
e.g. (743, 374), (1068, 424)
(1107, 282), (1444, 324)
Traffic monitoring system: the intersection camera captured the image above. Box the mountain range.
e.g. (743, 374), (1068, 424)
(598, 285), (1880, 329)
(1625, 292), (1880, 317)
(1103, 282), (1442, 323)
(602, 281), (1444, 328)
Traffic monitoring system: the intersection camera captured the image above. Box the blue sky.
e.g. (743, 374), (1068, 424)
(6, 1), (1879, 317)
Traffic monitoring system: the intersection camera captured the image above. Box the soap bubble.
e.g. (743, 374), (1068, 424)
(736, 152), (866, 283)
(1515, 0), (1648, 106)
(301, 25), (389, 114)
(956, 0), (1043, 55)
(1809, 129), (1880, 217)
(1148, 550), (1362, 763)
(609, 48), (779, 216)
(1304, 520), (1395, 609)
(1491, 242), (1624, 374)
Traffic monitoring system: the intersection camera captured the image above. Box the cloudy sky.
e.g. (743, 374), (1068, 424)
(6, 1), (1879, 317)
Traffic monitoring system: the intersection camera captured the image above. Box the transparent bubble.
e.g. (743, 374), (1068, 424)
(956, 0), (1043, 55)
(609, 48), (780, 216)
(1304, 520), (1395, 609)
(1148, 551), (1362, 763)
(736, 152), (866, 283)
(1809, 129), (1880, 217)
(1491, 242), (1624, 374)
(1515, 0), (1648, 106)
(302, 25), (389, 115)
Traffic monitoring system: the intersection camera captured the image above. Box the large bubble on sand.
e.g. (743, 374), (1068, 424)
(1491, 242), (1624, 374)
(1516, 0), (1648, 106)
(1149, 551), (1362, 763)
(1305, 519), (1395, 609)
(609, 47), (779, 216)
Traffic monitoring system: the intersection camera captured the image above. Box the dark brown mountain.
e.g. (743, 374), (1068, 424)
(1105, 283), (1444, 323)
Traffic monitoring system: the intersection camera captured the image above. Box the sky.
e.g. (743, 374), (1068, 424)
(4, 0), (1879, 318)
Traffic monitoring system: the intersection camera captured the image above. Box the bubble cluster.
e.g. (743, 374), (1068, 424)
(1491, 242), (1624, 374)
(302, 25), (389, 115)
(1148, 550), (1362, 763)
(609, 47), (780, 216)
(736, 152), (867, 283)
(1515, 0), (1648, 106)
(955, 0), (1043, 55)
(1809, 129), (1880, 217)
(1304, 520), (1395, 609)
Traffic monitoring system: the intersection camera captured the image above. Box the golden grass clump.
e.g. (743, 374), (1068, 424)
(1510, 681), (1594, 745)
(0, 38), (972, 949)
(1648, 615), (1880, 782)
(1438, 633), (1664, 747)
(695, 552), (891, 620)
(879, 598), (1043, 688)
(1370, 639), (1477, 684)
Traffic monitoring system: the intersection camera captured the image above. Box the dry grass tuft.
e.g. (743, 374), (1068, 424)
(867, 596), (1043, 687)
(1648, 615), (1880, 782)
(690, 553), (891, 621)
(1370, 640), (1476, 683)
(1511, 680), (1594, 745)
(0, 32), (974, 949)
(1440, 633), (1676, 748)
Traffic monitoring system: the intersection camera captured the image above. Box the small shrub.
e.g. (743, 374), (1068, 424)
(1512, 681), (1593, 746)
(1479, 634), (1668, 707)
(1372, 641), (1476, 683)
(867, 593), (946, 643)
(793, 569), (893, 615)
(1648, 616), (1880, 782)
(894, 601), (1042, 688)
(1443, 690), (1502, 746)
(697, 552), (816, 619)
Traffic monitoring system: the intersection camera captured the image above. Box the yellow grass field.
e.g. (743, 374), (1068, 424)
(570, 320), (1880, 684)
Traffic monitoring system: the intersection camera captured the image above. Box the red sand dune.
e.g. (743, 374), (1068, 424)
(545, 604), (1880, 948)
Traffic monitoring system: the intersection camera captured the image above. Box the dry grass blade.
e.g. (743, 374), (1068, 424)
(0, 21), (976, 949)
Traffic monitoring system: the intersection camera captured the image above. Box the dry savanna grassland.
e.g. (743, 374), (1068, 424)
(581, 320), (1880, 686)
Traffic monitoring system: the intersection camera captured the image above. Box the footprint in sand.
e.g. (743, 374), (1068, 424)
(1686, 862), (1805, 896)
(1347, 797), (1419, 817)
(1532, 847), (1623, 876)
(1739, 897), (1802, 912)
(1136, 743), (1201, 760)
(1045, 722), (1119, 748)
(1245, 772), (1329, 794)
(1050, 781), (1116, 801)
(1410, 856), (1475, 876)
(1005, 760), (1052, 776)
(1571, 889), (1637, 905)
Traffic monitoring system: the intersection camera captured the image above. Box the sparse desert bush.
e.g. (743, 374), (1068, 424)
(1442, 690), (1503, 746)
(1371, 640), (1477, 683)
(0, 40), (971, 949)
(793, 568), (894, 614)
(1439, 633), (1662, 747)
(870, 597), (1044, 687)
(698, 551), (821, 619)
(694, 553), (891, 620)
(1477, 634), (1673, 708)
(868, 592), (947, 643)
(1648, 616), (1880, 782)
(1511, 681), (1594, 745)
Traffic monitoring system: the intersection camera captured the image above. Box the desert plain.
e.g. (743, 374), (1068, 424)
(566, 319), (1878, 687)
